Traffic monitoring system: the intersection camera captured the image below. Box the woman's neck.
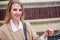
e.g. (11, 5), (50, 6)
(11, 19), (19, 28)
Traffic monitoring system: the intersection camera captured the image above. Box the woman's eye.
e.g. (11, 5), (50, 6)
(19, 9), (22, 11)
(13, 9), (17, 11)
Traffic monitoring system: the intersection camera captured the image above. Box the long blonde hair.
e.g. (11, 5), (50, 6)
(4, 0), (25, 24)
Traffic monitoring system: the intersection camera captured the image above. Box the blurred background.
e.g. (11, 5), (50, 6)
(0, 0), (60, 36)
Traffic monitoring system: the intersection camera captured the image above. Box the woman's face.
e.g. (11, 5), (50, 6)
(10, 3), (22, 21)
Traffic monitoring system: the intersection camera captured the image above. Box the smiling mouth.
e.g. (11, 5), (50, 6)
(15, 14), (20, 18)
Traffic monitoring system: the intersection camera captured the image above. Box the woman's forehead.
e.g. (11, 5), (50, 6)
(11, 3), (22, 9)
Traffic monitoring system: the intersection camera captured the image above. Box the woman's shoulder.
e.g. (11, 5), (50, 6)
(23, 20), (31, 26)
(23, 20), (33, 30)
(0, 24), (9, 40)
(0, 24), (7, 31)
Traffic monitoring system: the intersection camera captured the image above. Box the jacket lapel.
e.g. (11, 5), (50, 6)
(23, 21), (33, 40)
(7, 23), (25, 40)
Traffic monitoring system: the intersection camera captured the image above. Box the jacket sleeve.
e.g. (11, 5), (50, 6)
(0, 30), (9, 40)
(29, 25), (40, 40)
(29, 23), (47, 40)
(40, 35), (47, 40)
(25, 21), (40, 40)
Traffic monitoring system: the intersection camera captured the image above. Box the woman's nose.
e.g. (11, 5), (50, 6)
(16, 9), (22, 14)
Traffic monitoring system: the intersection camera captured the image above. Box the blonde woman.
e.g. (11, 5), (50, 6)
(0, 0), (54, 40)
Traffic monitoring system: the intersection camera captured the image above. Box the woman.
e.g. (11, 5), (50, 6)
(0, 0), (54, 40)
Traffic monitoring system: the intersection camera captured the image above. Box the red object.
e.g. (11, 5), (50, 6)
(47, 30), (52, 36)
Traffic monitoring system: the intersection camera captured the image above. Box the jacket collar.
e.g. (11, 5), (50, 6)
(10, 20), (23, 32)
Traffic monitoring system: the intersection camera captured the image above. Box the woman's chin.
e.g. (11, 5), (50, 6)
(15, 18), (20, 21)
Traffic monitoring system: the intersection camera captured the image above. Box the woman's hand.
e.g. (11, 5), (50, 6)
(43, 29), (54, 38)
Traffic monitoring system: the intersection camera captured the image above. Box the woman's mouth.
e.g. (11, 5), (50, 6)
(15, 14), (20, 18)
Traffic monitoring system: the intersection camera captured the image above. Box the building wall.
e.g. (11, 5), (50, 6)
(0, 1), (60, 20)
(25, 6), (60, 20)
(0, 6), (60, 20)
(20, 0), (60, 3)
(26, 18), (60, 36)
